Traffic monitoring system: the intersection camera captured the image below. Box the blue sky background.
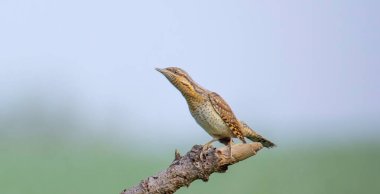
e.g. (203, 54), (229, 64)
(1, 0), (379, 149)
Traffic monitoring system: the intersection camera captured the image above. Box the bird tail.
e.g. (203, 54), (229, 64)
(247, 134), (276, 148)
(240, 121), (276, 148)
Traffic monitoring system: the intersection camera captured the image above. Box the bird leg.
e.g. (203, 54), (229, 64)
(227, 138), (233, 158)
(200, 138), (218, 160)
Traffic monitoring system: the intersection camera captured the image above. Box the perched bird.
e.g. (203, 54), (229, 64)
(156, 67), (275, 156)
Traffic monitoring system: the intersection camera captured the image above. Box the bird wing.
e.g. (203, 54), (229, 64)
(208, 92), (246, 143)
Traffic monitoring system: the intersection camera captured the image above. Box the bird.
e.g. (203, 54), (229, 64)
(156, 67), (275, 157)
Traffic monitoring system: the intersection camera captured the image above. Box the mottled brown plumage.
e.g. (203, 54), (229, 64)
(156, 67), (275, 154)
(208, 92), (246, 143)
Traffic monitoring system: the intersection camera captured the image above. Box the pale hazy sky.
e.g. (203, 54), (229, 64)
(1, 1), (379, 147)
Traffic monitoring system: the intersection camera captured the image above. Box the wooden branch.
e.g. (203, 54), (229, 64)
(120, 143), (263, 194)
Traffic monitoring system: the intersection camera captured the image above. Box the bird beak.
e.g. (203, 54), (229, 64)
(155, 68), (163, 73)
(155, 67), (170, 76)
(156, 67), (174, 81)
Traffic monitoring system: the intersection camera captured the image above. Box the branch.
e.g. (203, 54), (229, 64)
(120, 143), (263, 194)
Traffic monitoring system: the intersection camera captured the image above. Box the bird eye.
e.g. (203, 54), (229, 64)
(173, 69), (178, 74)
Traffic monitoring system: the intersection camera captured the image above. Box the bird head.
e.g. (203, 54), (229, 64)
(156, 67), (199, 97)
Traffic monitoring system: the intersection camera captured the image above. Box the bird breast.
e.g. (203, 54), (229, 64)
(189, 101), (233, 138)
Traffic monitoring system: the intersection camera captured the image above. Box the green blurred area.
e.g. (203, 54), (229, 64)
(1, 139), (379, 194)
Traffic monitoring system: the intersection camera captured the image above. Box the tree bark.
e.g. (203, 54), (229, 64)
(120, 142), (263, 194)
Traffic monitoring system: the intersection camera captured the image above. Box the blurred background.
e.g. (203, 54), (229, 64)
(1, 0), (379, 193)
